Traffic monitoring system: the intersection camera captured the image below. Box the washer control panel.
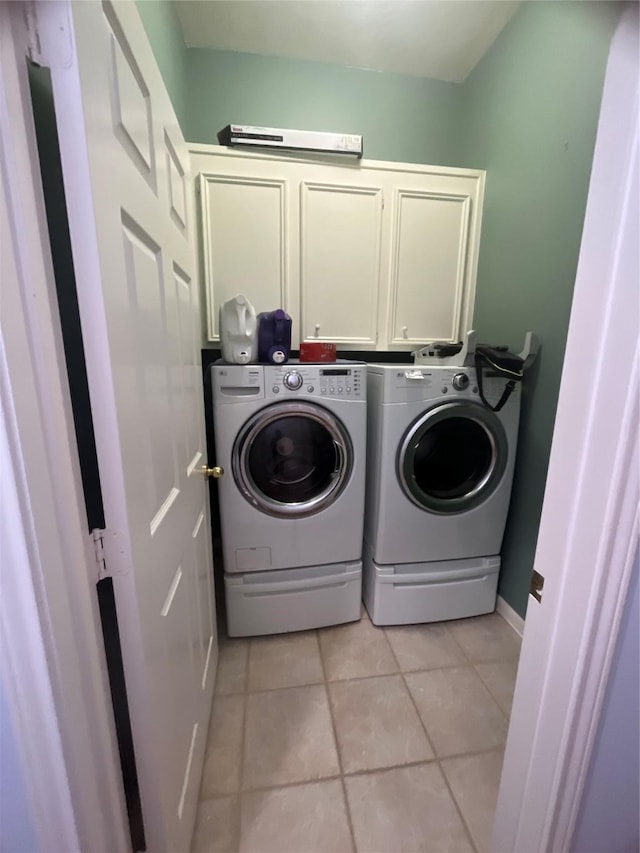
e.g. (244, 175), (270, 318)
(266, 363), (365, 399)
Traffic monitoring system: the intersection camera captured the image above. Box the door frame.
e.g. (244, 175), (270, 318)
(1, 3), (635, 853)
(493, 6), (638, 850)
(0, 3), (128, 850)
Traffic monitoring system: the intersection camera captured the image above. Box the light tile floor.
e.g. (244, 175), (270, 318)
(192, 610), (521, 853)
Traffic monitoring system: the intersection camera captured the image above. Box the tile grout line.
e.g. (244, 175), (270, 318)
(449, 611), (523, 662)
(384, 630), (479, 853)
(215, 653), (520, 696)
(217, 619), (517, 851)
(382, 618), (520, 853)
(375, 615), (517, 853)
(446, 624), (485, 672)
(441, 621), (474, 663)
(382, 631), (438, 760)
(438, 744), (510, 853)
(405, 676), (479, 853)
(379, 617), (519, 722)
(473, 659), (520, 722)
(198, 745), (508, 802)
(436, 755), (480, 853)
(317, 627), (359, 853)
(469, 664), (512, 726)
(213, 654), (520, 697)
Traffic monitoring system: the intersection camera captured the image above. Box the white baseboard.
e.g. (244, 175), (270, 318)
(496, 594), (526, 638)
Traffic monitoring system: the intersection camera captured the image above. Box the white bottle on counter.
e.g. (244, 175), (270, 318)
(219, 294), (258, 364)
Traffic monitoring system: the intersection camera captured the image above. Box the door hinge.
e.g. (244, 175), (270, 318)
(529, 569), (545, 603)
(23, 2), (42, 63)
(91, 528), (129, 582)
(22, 1), (72, 68)
(92, 528), (110, 581)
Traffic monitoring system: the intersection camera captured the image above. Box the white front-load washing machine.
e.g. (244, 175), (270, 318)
(363, 363), (521, 625)
(212, 361), (366, 636)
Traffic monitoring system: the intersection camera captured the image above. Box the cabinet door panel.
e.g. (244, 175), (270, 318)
(300, 181), (382, 346)
(200, 174), (287, 341)
(388, 190), (470, 345)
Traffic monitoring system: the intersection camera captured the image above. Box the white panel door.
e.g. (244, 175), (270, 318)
(300, 180), (382, 346)
(200, 172), (288, 341)
(45, 2), (216, 850)
(387, 189), (471, 346)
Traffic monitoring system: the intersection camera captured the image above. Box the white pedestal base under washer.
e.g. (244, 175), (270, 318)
(363, 363), (521, 625)
(212, 361), (366, 636)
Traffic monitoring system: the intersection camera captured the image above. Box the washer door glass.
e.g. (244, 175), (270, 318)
(234, 402), (352, 518)
(399, 401), (508, 514)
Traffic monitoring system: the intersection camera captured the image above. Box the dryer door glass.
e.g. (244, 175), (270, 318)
(234, 402), (352, 517)
(399, 401), (508, 514)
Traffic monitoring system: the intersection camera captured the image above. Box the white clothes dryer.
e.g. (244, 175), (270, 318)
(212, 361), (366, 636)
(363, 363), (521, 625)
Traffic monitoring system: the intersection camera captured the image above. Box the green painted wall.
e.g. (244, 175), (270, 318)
(459, 1), (619, 616)
(186, 49), (463, 166)
(135, 2), (463, 165)
(137, 1), (618, 618)
(136, 0), (189, 131)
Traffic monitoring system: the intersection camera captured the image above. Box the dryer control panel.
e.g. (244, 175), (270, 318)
(389, 367), (480, 399)
(265, 363), (365, 399)
(369, 364), (521, 409)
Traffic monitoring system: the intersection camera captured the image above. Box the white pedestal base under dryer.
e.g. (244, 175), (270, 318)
(363, 545), (500, 626)
(212, 361), (366, 636)
(364, 363), (521, 626)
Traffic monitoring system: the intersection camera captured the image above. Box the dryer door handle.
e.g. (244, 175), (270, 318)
(332, 440), (346, 477)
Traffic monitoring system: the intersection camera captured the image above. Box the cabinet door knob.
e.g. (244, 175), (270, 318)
(314, 324), (320, 337)
(402, 326), (408, 339)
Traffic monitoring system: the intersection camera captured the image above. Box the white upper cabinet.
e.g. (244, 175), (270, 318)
(199, 172), (288, 341)
(300, 180), (383, 347)
(388, 189), (470, 346)
(191, 145), (484, 350)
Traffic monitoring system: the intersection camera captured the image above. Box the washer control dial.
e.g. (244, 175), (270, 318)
(283, 370), (303, 390)
(452, 372), (470, 391)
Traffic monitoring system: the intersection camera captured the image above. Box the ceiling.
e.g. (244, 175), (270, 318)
(173, 1), (521, 83)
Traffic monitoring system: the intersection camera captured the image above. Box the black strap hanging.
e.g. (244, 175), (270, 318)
(475, 346), (524, 412)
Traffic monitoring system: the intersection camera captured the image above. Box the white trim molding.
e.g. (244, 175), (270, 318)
(187, 141), (486, 181)
(496, 595), (526, 638)
(0, 358), (80, 853)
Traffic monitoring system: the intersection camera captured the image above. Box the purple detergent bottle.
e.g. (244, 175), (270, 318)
(257, 309), (292, 364)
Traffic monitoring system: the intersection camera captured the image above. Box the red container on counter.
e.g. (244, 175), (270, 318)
(299, 342), (337, 362)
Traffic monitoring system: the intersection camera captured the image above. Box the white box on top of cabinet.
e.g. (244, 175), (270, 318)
(190, 144), (485, 351)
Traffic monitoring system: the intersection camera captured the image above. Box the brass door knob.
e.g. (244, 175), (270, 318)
(202, 465), (224, 480)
